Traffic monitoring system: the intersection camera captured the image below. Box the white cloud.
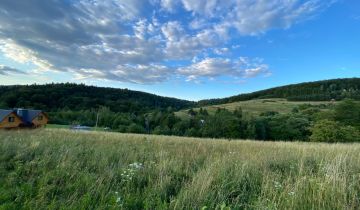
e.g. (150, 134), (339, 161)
(160, 0), (179, 12)
(178, 57), (270, 81)
(0, 65), (27, 75)
(220, 0), (334, 35)
(181, 0), (221, 16)
(161, 21), (184, 41)
(189, 19), (209, 30)
(164, 28), (222, 59)
(112, 64), (171, 84)
(213, 47), (229, 55)
(73, 64), (171, 84)
(0, 0), (335, 84)
(0, 40), (53, 71)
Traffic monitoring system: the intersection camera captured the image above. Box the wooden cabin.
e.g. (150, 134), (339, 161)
(0, 110), (23, 128)
(0, 109), (49, 129)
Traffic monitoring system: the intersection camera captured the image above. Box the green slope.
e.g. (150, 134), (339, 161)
(176, 98), (335, 118)
(199, 78), (360, 106)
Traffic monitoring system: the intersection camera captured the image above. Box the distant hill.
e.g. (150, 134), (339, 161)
(199, 78), (360, 106)
(1, 78), (359, 114)
(0, 83), (194, 113)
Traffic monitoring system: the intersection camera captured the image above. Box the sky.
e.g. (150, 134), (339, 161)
(0, 0), (359, 101)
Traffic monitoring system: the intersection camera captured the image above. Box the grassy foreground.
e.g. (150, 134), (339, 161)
(1, 129), (360, 209)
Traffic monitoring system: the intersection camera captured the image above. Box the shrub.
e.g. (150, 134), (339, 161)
(153, 125), (171, 135)
(334, 99), (360, 127)
(127, 123), (146, 134)
(310, 120), (360, 142)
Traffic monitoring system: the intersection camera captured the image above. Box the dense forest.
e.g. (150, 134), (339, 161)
(0, 83), (193, 113)
(199, 78), (360, 105)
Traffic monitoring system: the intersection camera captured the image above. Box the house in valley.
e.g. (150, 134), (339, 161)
(0, 109), (48, 129)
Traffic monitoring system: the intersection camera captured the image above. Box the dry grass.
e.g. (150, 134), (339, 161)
(0, 129), (359, 209)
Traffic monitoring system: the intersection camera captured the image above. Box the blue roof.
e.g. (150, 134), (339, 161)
(0, 109), (44, 124)
(15, 109), (43, 124)
(0, 110), (14, 121)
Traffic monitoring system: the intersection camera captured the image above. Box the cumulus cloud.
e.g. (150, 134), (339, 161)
(226, 0), (329, 35)
(213, 48), (229, 55)
(0, 65), (27, 75)
(0, 0), (335, 84)
(74, 64), (171, 84)
(178, 57), (270, 81)
(172, 0), (335, 35)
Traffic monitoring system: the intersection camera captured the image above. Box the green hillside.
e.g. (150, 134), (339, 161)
(199, 78), (360, 106)
(0, 78), (358, 114)
(177, 98), (335, 118)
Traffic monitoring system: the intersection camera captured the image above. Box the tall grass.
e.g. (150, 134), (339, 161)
(1, 129), (360, 209)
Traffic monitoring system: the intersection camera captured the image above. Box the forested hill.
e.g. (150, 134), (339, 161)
(1, 78), (360, 113)
(0, 83), (194, 113)
(199, 78), (360, 106)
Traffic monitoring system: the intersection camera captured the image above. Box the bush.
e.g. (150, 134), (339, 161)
(267, 115), (311, 141)
(153, 125), (171, 135)
(127, 123), (146, 134)
(334, 99), (360, 127)
(310, 120), (360, 142)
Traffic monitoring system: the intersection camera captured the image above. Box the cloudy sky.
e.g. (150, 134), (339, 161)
(0, 0), (359, 100)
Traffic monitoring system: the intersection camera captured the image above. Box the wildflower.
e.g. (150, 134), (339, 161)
(120, 162), (144, 182)
(273, 181), (282, 190)
(129, 162), (144, 170)
(114, 192), (123, 207)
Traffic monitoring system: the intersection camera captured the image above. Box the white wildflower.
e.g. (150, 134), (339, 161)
(115, 192), (123, 207)
(129, 162), (144, 170)
(120, 162), (144, 182)
(273, 181), (282, 190)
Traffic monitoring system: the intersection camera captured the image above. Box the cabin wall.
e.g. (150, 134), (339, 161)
(0, 113), (23, 128)
(32, 113), (49, 127)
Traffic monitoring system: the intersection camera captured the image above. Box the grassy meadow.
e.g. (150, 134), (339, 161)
(176, 98), (334, 118)
(1, 129), (360, 209)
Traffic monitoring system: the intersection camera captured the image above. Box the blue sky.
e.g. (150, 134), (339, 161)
(0, 0), (359, 101)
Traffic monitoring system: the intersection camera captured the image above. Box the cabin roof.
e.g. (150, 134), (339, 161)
(0, 109), (45, 124)
(15, 109), (43, 124)
(0, 110), (14, 122)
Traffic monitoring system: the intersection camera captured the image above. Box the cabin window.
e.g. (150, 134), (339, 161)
(8, 116), (15, 123)
(38, 115), (43, 121)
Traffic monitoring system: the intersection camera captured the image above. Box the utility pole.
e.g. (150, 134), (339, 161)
(95, 110), (100, 130)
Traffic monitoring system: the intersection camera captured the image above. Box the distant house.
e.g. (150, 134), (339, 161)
(0, 109), (48, 129)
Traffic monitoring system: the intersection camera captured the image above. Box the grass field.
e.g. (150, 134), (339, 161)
(46, 124), (70, 129)
(47, 124), (109, 132)
(176, 99), (334, 118)
(1, 129), (359, 209)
